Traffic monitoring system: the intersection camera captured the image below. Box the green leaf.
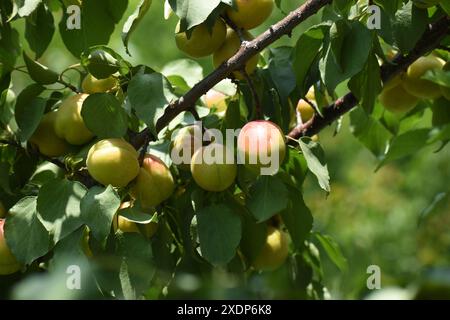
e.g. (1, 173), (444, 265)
(246, 175), (289, 222)
(128, 72), (176, 136)
(59, 0), (128, 58)
(161, 59), (204, 89)
(320, 20), (372, 92)
(37, 179), (87, 243)
(224, 99), (246, 130)
(25, 3), (55, 58)
(299, 138), (330, 193)
(268, 47), (296, 101)
(14, 0), (42, 17)
(5, 196), (50, 264)
(29, 162), (64, 187)
(0, 26), (21, 79)
(169, 0), (222, 30)
(374, 0), (402, 14)
(119, 204), (157, 224)
(122, 0), (152, 55)
(49, 228), (89, 270)
(293, 24), (329, 94)
(441, 0), (450, 15)
(281, 186), (313, 250)
(239, 212), (267, 264)
(349, 107), (393, 158)
(23, 52), (58, 85)
(377, 128), (431, 169)
(196, 204), (242, 266)
(83, 49), (120, 79)
(348, 53), (382, 114)
(80, 186), (120, 244)
(281, 148), (308, 190)
(81, 93), (128, 138)
(391, 2), (428, 54)
(14, 84), (46, 142)
(315, 232), (348, 272)
(116, 233), (155, 299)
(423, 69), (450, 87)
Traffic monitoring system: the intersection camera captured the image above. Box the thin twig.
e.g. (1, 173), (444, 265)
(139, 134), (151, 166)
(0, 138), (18, 146)
(190, 108), (201, 121)
(221, 14), (246, 42)
(241, 69), (262, 119)
(58, 76), (79, 93)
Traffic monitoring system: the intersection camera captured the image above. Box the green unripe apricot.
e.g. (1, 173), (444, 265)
(204, 89), (228, 113)
(170, 125), (203, 170)
(226, 0), (274, 30)
(131, 155), (175, 209)
(379, 81), (419, 113)
(252, 226), (289, 271)
(87, 139), (140, 187)
(402, 55), (445, 99)
(176, 19), (227, 58)
(297, 87), (317, 123)
(55, 94), (95, 145)
(0, 219), (21, 275)
(30, 111), (71, 157)
(190, 143), (237, 192)
(213, 29), (259, 80)
(81, 74), (118, 94)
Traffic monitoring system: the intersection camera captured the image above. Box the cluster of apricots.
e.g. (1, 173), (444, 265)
(175, 0), (275, 79)
(379, 55), (450, 115)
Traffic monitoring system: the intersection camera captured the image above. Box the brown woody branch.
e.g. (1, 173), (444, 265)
(288, 16), (450, 142)
(154, 0), (333, 133)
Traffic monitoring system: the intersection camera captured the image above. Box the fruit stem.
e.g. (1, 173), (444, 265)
(57, 75), (79, 93)
(221, 14), (246, 43)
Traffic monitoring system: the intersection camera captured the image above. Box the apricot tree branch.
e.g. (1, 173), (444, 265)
(154, 0), (333, 133)
(288, 16), (450, 142)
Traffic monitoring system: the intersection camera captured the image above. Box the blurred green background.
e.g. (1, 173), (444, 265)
(9, 0), (450, 299)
